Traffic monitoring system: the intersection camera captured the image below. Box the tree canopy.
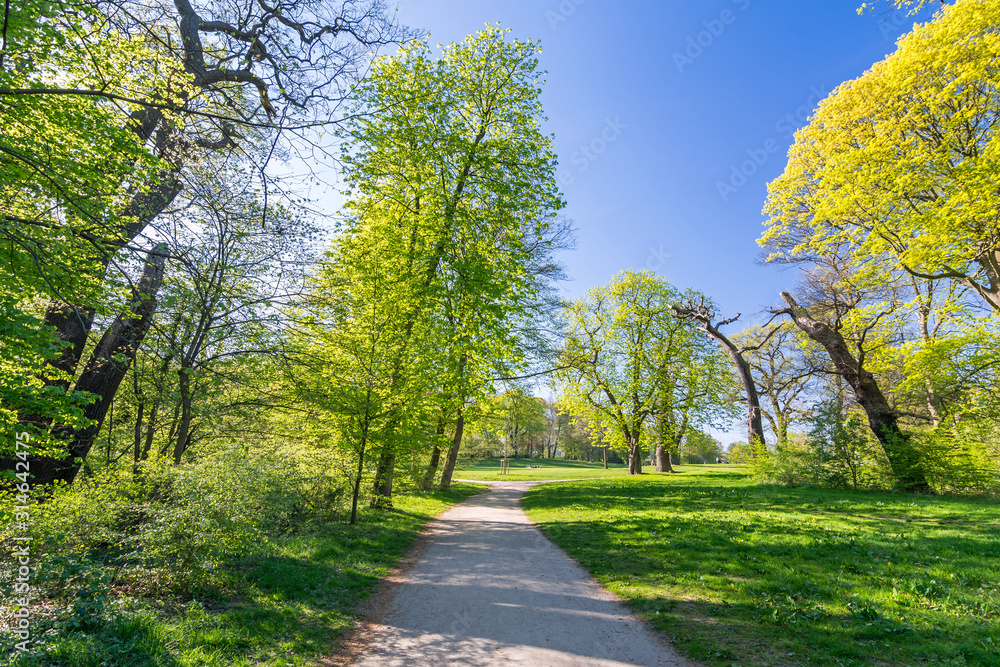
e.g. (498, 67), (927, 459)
(762, 0), (1000, 311)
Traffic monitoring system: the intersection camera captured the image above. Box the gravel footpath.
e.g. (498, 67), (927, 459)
(350, 480), (693, 666)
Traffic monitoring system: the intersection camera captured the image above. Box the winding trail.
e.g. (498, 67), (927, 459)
(351, 480), (693, 666)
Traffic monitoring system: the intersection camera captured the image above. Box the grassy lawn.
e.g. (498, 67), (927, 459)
(453, 456), (631, 481)
(5, 483), (484, 667)
(521, 466), (1000, 667)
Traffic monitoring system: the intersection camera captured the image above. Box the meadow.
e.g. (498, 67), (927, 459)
(453, 456), (630, 481)
(522, 466), (1000, 667)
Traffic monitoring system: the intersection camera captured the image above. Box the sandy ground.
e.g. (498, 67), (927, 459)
(349, 480), (694, 666)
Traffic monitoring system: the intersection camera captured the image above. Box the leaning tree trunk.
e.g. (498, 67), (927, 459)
(421, 416), (447, 491)
(779, 292), (930, 492)
(718, 338), (766, 449)
(671, 306), (766, 450)
(40, 168), (183, 389)
(438, 407), (466, 492)
(19, 246), (167, 485)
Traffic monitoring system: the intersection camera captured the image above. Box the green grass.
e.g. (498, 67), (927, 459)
(453, 456), (631, 481)
(5, 483), (484, 667)
(521, 466), (1000, 667)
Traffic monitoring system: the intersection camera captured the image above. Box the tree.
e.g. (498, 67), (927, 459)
(149, 160), (312, 464)
(289, 223), (439, 523)
(2, 0), (405, 485)
(774, 291), (931, 492)
(733, 323), (815, 448)
(680, 430), (724, 465)
(762, 0), (1000, 312)
(557, 271), (731, 475)
(672, 301), (769, 450)
(330, 26), (565, 504)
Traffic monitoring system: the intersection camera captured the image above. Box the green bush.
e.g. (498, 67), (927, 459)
(745, 401), (1000, 495)
(0, 441), (354, 635)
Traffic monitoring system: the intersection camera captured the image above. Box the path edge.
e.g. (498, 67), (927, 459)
(320, 482), (492, 666)
(517, 481), (701, 666)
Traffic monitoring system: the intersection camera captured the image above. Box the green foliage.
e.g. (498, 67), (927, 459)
(726, 441), (756, 465)
(909, 428), (1000, 494)
(0, 298), (93, 464)
(745, 400), (1000, 494)
(558, 271), (736, 471)
(680, 430), (724, 465)
(2, 475), (483, 666)
(523, 467), (1000, 667)
(289, 25), (568, 503)
(0, 0), (181, 304)
(464, 389), (548, 459)
(763, 0), (1000, 312)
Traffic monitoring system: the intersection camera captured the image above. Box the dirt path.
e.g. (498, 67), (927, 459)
(351, 481), (693, 666)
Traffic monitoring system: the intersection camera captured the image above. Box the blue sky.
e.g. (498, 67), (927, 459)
(387, 0), (933, 442)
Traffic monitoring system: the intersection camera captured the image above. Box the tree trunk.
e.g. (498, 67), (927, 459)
(714, 336), (765, 448)
(779, 292), (930, 492)
(140, 398), (159, 461)
(628, 447), (641, 475)
(421, 445), (442, 491)
(162, 400), (183, 458)
(655, 444), (674, 473)
(41, 304), (97, 393)
(627, 431), (643, 475)
(438, 408), (465, 492)
(913, 286), (945, 427)
(23, 245), (168, 485)
(132, 400), (145, 466)
(172, 366), (194, 464)
(370, 449), (395, 509)
(40, 172), (183, 389)
(603, 446), (607, 469)
(438, 408), (465, 491)
(350, 429), (369, 525)
(672, 306), (766, 449)
(421, 416), (446, 491)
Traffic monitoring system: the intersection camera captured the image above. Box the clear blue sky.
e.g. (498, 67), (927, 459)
(386, 0), (933, 442)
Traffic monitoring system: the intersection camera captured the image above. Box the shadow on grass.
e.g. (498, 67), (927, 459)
(7, 612), (184, 667)
(6, 485), (484, 667)
(523, 476), (1000, 667)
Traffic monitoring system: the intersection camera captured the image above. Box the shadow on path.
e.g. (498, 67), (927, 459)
(352, 481), (693, 666)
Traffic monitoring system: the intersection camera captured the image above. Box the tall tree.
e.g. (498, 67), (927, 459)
(672, 301), (769, 450)
(331, 26), (565, 504)
(2, 0), (404, 483)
